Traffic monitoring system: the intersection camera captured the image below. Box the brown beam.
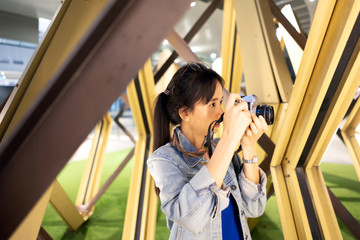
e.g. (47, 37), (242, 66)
(258, 133), (276, 176)
(113, 95), (136, 144)
(268, 0), (307, 50)
(154, 0), (223, 83)
(0, 0), (192, 238)
(37, 227), (53, 240)
(327, 187), (360, 239)
(77, 148), (135, 213)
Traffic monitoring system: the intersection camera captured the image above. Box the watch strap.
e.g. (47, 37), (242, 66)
(243, 156), (258, 164)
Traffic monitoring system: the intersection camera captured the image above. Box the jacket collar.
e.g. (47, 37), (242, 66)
(173, 127), (206, 168)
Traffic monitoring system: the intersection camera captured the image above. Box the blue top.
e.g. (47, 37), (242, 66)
(222, 194), (243, 240)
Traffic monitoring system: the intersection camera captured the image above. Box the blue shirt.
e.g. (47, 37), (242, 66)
(222, 194), (243, 239)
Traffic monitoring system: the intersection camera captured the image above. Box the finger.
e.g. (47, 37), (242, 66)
(249, 122), (259, 135)
(225, 93), (241, 111)
(251, 114), (263, 129)
(258, 115), (268, 131)
(235, 101), (249, 112)
(246, 128), (253, 137)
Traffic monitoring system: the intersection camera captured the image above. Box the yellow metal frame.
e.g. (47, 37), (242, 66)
(255, 0), (293, 102)
(76, 112), (113, 215)
(220, 0), (237, 91)
(232, 0), (285, 103)
(305, 45), (360, 236)
(270, 0), (336, 238)
(7, 0), (112, 237)
(342, 97), (360, 181)
(122, 59), (157, 240)
(1, 0), (111, 141)
(270, 0), (359, 238)
(47, 112), (112, 231)
(49, 180), (85, 230)
(10, 186), (53, 240)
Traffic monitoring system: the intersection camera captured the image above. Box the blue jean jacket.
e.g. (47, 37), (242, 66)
(147, 127), (267, 239)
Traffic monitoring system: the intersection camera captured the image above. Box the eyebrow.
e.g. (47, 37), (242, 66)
(210, 96), (224, 101)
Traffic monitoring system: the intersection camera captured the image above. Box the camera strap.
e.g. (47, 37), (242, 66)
(171, 114), (243, 176)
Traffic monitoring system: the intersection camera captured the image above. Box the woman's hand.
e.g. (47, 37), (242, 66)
(207, 93), (251, 187)
(241, 114), (268, 156)
(222, 94), (252, 146)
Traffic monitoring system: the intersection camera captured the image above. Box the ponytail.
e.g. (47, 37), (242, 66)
(153, 92), (171, 151)
(151, 63), (225, 197)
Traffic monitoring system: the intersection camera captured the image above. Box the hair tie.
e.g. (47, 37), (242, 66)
(163, 89), (170, 95)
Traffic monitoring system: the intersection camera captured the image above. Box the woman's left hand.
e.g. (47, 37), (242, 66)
(240, 114), (268, 148)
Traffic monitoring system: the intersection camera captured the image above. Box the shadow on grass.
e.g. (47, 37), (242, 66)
(251, 213), (284, 240)
(60, 220), (89, 240)
(322, 172), (360, 193)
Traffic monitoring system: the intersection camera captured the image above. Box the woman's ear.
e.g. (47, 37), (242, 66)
(179, 107), (190, 122)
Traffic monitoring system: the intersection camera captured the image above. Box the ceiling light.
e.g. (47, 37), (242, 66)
(190, 1), (196, 7)
(210, 53), (217, 59)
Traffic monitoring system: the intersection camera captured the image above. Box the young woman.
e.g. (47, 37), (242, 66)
(147, 62), (268, 239)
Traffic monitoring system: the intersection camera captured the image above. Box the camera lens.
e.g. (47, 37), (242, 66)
(256, 105), (274, 125)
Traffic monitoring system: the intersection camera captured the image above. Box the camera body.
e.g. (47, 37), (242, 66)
(242, 95), (274, 125)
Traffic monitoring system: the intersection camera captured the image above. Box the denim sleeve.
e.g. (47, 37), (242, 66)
(238, 167), (267, 218)
(147, 157), (230, 234)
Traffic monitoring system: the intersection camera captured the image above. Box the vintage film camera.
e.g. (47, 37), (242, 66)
(241, 95), (274, 125)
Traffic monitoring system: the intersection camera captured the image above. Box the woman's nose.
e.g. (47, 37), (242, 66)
(217, 107), (224, 119)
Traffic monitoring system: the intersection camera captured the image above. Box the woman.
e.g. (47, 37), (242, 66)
(147, 62), (268, 239)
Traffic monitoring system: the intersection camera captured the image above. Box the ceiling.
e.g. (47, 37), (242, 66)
(0, 0), (318, 63)
(0, 0), (61, 19)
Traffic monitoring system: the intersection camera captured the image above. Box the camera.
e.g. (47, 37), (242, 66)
(241, 95), (274, 125)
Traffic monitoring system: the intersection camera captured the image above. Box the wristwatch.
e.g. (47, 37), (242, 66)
(243, 156), (258, 164)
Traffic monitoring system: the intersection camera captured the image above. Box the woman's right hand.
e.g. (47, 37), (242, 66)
(207, 93), (251, 188)
(222, 93), (252, 145)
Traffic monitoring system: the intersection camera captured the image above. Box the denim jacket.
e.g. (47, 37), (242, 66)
(147, 127), (267, 240)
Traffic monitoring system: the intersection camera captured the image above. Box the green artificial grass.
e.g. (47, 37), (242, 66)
(42, 150), (360, 239)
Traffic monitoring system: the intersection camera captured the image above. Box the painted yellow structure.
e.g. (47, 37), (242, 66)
(2, 0), (360, 239)
(122, 60), (157, 240)
(342, 97), (360, 182)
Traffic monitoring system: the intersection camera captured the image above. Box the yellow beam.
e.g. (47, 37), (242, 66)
(76, 112), (112, 215)
(341, 85), (360, 181)
(230, 35), (243, 94)
(1, 0), (112, 236)
(0, 0), (71, 140)
(305, 30), (360, 169)
(342, 127), (360, 181)
(271, 0), (337, 167)
(122, 59), (157, 239)
(9, 186), (53, 240)
(220, 0), (236, 91)
(1, 0), (111, 141)
(306, 167), (341, 239)
(233, 0), (282, 103)
(256, 0), (292, 102)
(283, 0), (359, 171)
(49, 180), (85, 230)
(272, 0), (359, 238)
(122, 134), (146, 240)
(270, 165), (297, 239)
(137, 60), (157, 239)
(144, 180), (158, 240)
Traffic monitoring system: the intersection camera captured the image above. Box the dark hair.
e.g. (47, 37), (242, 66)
(153, 62), (224, 151)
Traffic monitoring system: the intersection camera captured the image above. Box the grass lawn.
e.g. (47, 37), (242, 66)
(42, 149), (360, 239)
